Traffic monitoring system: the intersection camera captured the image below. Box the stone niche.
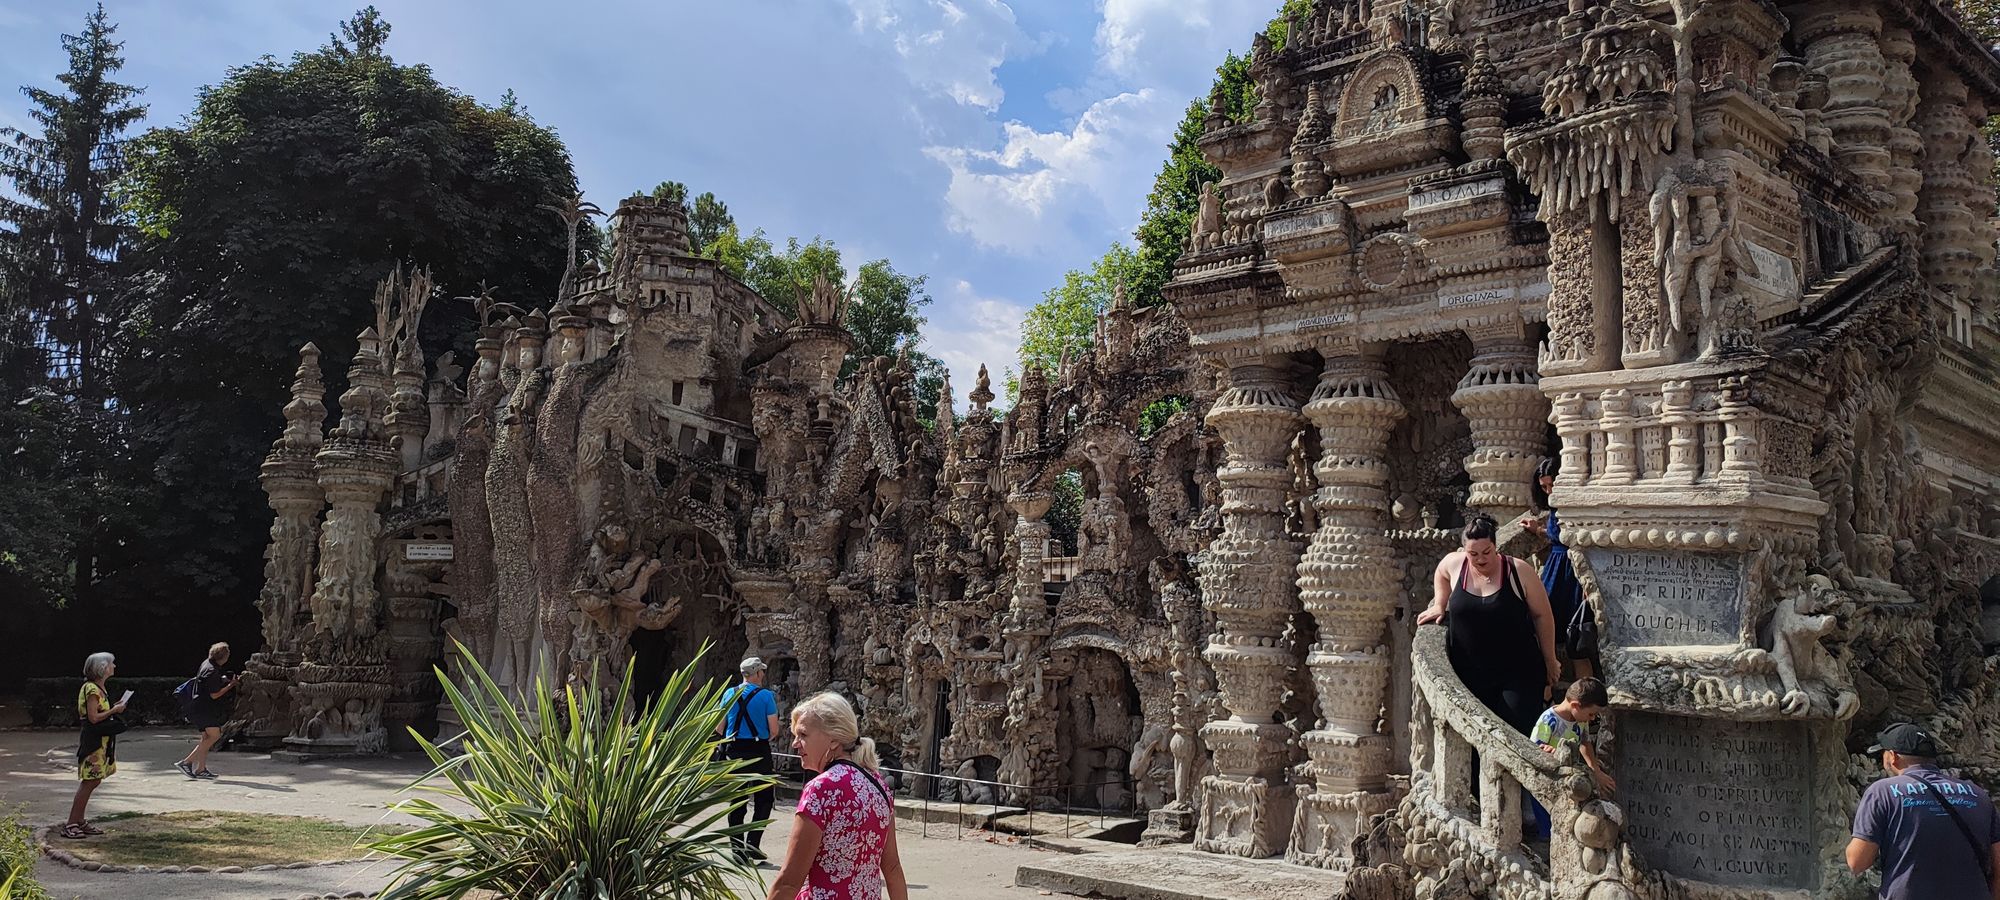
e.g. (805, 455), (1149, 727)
(1617, 713), (1818, 891)
(1583, 548), (1746, 647)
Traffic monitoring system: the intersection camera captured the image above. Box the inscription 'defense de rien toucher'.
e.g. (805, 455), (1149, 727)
(1618, 715), (1818, 889)
(1583, 548), (1745, 646)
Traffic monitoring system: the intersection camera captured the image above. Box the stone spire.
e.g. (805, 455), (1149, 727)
(233, 343), (332, 748)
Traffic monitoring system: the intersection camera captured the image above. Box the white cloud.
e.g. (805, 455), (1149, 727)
(924, 88), (1175, 255)
(925, 278), (1027, 400)
(843, 0), (1023, 110)
(1098, 0), (1222, 81)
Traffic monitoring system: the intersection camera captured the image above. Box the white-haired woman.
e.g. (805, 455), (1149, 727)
(765, 692), (908, 900)
(65, 651), (125, 839)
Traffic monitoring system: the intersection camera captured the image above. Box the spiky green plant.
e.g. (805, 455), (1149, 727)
(368, 643), (770, 899)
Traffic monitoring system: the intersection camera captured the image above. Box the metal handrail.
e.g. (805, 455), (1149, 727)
(766, 751), (1145, 845)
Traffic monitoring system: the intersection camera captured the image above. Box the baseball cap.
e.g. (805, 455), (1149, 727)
(1866, 722), (1944, 758)
(739, 656), (768, 676)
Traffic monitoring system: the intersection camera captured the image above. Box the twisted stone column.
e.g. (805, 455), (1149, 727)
(1289, 351), (1405, 868)
(1196, 360), (1303, 859)
(1451, 337), (1547, 514)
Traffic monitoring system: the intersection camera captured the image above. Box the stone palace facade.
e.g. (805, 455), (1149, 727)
(234, 1), (2000, 897)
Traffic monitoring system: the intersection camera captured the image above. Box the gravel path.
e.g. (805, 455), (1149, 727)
(1, 729), (1060, 899)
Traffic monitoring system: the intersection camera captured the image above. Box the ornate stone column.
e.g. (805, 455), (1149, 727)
(1450, 333), (1547, 514)
(286, 328), (398, 757)
(385, 338), (429, 473)
(1289, 349), (1406, 868)
(1195, 359), (1303, 859)
(235, 344), (328, 748)
(1917, 71), (1982, 302)
(1795, 5), (1892, 201)
(999, 488), (1054, 802)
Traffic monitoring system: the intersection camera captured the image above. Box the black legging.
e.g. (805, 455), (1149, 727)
(1472, 679), (1547, 736)
(723, 740), (775, 850)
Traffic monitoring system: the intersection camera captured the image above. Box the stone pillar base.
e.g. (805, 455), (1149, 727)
(1287, 788), (1397, 869)
(282, 663), (392, 757)
(1138, 804), (1196, 847)
(1195, 775), (1296, 859)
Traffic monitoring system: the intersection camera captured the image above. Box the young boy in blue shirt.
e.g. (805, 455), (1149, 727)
(1533, 676), (1615, 797)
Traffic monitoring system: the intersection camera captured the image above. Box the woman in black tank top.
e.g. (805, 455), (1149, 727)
(1416, 513), (1560, 735)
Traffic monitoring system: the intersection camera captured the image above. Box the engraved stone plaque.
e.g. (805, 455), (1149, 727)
(1583, 549), (1744, 647)
(1618, 714), (1817, 890)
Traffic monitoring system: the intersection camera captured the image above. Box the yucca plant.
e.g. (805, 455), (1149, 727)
(368, 642), (770, 899)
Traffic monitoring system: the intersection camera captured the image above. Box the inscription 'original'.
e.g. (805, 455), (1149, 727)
(1584, 548), (1743, 647)
(1618, 714), (1817, 890)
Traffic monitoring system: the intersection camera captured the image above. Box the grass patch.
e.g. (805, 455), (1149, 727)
(64, 811), (397, 868)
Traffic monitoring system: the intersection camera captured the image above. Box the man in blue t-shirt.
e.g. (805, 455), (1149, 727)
(1848, 722), (2000, 899)
(716, 656), (780, 861)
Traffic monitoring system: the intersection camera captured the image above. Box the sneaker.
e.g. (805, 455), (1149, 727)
(194, 769), (218, 780)
(175, 761), (196, 779)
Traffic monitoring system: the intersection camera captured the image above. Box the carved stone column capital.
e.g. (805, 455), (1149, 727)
(1452, 338), (1548, 513)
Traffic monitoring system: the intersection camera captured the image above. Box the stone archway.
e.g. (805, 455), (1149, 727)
(621, 525), (746, 705)
(1051, 645), (1143, 810)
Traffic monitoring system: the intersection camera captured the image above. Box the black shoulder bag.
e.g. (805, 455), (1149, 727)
(1914, 775), (1994, 882)
(1566, 595), (1600, 659)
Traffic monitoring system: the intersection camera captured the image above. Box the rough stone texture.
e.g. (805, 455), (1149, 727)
(1016, 848), (1342, 900)
(239, 2), (2000, 897)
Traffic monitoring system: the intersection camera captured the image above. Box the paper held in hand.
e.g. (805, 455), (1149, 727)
(117, 690), (134, 707)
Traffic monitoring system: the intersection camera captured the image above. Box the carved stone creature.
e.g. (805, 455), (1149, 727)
(1769, 575), (1859, 718)
(1129, 722), (1174, 809)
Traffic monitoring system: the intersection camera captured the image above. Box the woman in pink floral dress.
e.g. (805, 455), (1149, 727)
(766, 692), (908, 900)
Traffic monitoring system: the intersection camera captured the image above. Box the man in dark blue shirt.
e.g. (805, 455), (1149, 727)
(1848, 722), (2000, 899)
(716, 656), (780, 861)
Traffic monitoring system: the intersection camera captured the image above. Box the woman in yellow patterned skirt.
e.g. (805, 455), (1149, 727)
(63, 652), (125, 840)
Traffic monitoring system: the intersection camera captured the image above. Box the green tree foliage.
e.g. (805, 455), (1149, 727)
(0, 4), (147, 613)
(846, 258), (949, 424)
(112, 8), (581, 630)
(742, 235), (844, 316)
(688, 192), (734, 253)
(1017, 244), (1142, 379)
(1138, 395), (1193, 438)
(1048, 469), (1084, 556)
(369, 645), (764, 899)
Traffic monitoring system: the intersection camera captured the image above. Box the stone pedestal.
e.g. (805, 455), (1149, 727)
(1139, 804), (1196, 847)
(1290, 352), (1405, 869)
(1195, 362), (1303, 859)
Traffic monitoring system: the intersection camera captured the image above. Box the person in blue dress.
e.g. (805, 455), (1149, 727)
(1521, 457), (1593, 677)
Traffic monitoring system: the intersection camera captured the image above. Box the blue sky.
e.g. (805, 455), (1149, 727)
(0, 0), (1278, 395)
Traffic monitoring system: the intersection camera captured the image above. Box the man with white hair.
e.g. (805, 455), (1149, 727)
(717, 655), (779, 861)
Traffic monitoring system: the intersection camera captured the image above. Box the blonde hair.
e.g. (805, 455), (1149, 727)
(208, 642), (231, 664)
(792, 691), (878, 771)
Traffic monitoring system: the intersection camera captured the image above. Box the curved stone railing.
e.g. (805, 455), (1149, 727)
(1400, 624), (1643, 900)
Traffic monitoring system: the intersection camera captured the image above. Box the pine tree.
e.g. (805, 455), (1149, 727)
(0, 4), (147, 610)
(0, 2), (146, 402)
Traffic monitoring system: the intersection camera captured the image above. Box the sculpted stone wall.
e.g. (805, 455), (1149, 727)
(241, 0), (2000, 895)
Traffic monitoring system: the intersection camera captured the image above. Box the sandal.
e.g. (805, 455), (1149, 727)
(59, 823), (89, 839)
(79, 823), (104, 835)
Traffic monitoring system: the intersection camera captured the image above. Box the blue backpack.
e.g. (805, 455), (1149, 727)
(173, 677), (201, 717)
